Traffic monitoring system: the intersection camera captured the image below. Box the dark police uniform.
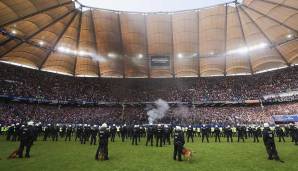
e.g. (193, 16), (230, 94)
(95, 127), (109, 160)
(132, 126), (139, 145)
(90, 126), (98, 145)
(163, 126), (171, 145)
(52, 125), (59, 141)
(43, 125), (50, 141)
(289, 125), (295, 142)
(275, 126), (285, 143)
(252, 127), (259, 143)
(110, 125), (117, 142)
(294, 126), (298, 145)
(156, 125), (163, 147)
(214, 126), (221, 142)
(146, 125), (154, 146)
(173, 129), (185, 161)
(18, 125), (34, 158)
(186, 126), (194, 143)
(65, 126), (72, 141)
(75, 125), (82, 141)
(201, 126), (209, 143)
(120, 125), (127, 142)
(262, 127), (282, 161)
(237, 125), (245, 142)
(225, 126), (233, 142)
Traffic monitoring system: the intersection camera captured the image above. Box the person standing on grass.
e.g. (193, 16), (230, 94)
(262, 123), (284, 163)
(214, 125), (221, 143)
(173, 126), (184, 161)
(225, 125), (233, 143)
(275, 125), (285, 143)
(95, 123), (109, 160)
(156, 124), (163, 147)
(201, 124), (209, 143)
(186, 125), (194, 143)
(146, 123), (154, 146)
(90, 125), (98, 145)
(294, 124), (298, 145)
(18, 121), (34, 158)
(132, 125), (139, 145)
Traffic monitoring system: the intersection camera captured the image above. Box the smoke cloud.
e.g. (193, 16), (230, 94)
(147, 99), (169, 124)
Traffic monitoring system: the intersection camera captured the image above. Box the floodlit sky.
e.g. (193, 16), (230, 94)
(77, 0), (233, 12)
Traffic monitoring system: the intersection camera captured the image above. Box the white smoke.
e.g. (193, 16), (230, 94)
(147, 99), (169, 124)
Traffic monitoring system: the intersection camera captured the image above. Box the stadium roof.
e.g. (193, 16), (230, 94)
(0, 0), (297, 78)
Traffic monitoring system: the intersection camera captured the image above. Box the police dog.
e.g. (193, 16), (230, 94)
(7, 149), (19, 159)
(182, 148), (193, 161)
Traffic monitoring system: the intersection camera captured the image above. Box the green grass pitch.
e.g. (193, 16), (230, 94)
(0, 136), (297, 171)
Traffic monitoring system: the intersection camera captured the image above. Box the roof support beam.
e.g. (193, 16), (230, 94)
(90, 9), (101, 77)
(73, 8), (83, 76)
(276, 37), (298, 47)
(258, 0), (298, 12)
(144, 15), (150, 78)
(224, 3), (228, 76)
(0, 1), (73, 28)
(117, 13), (125, 78)
(240, 4), (298, 34)
(170, 15), (175, 78)
(239, 6), (290, 66)
(235, 4), (254, 74)
(0, 9), (76, 59)
(197, 11), (201, 77)
(39, 11), (78, 70)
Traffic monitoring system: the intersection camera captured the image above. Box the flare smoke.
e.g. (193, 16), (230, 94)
(147, 99), (169, 124)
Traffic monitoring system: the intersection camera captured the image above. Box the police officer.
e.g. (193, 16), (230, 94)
(289, 123), (295, 142)
(262, 123), (283, 162)
(173, 126), (185, 161)
(201, 124), (209, 143)
(275, 125), (285, 143)
(95, 123), (109, 160)
(132, 125), (139, 145)
(225, 125), (233, 142)
(43, 124), (50, 141)
(237, 124), (245, 142)
(186, 125), (194, 143)
(65, 125), (72, 141)
(163, 125), (171, 145)
(252, 125), (259, 143)
(156, 124), (163, 147)
(7, 124), (14, 141)
(214, 125), (221, 143)
(11, 124), (18, 141)
(18, 121), (34, 158)
(120, 124), (127, 142)
(81, 124), (88, 144)
(90, 125), (98, 145)
(146, 123), (154, 146)
(52, 124), (59, 141)
(110, 124), (117, 142)
(294, 124), (298, 145)
(75, 124), (82, 141)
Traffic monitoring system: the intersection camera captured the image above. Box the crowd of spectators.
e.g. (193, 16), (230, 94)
(1, 101), (297, 125)
(1, 63), (298, 126)
(1, 63), (298, 102)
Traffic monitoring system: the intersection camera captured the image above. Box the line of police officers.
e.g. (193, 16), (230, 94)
(1, 122), (298, 161)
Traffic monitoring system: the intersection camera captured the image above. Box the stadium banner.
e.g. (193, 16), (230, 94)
(151, 56), (170, 68)
(272, 115), (298, 122)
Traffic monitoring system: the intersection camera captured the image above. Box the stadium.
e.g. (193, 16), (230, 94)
(0, 0), (298, 170)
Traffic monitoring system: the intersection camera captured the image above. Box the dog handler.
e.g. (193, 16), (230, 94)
(173, 126), (185, 161)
